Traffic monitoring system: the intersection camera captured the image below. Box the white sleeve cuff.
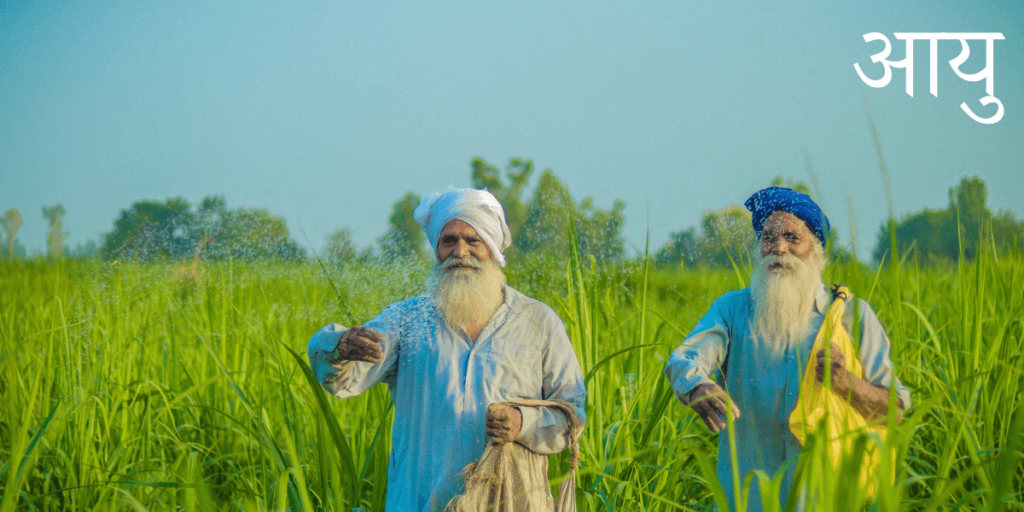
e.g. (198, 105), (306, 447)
(515, 406), (540, 443)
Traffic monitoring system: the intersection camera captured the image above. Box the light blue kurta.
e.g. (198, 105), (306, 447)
(308, 285), (586, 512)
(664, 285), (910, 511)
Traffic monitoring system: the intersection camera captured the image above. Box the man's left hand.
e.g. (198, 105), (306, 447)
(816, 341), (852, 395)
(485, 404), (522, 444)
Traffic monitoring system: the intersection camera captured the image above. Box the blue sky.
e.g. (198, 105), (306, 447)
(1, 0), (1021, 260)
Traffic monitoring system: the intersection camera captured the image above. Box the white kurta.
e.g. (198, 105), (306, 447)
(308, 285), (587, 511)
(664, 285), (910, 511)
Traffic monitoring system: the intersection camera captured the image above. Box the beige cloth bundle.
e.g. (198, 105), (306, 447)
(445, 399), (583, 512)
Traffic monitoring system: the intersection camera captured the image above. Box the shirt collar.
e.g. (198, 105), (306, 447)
(501, 285), (527, 313)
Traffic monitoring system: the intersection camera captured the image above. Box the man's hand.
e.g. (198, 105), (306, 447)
(334, 326), (386, 363)
(815, 341), (851, 395)
(687, 383), (741, 433)
(485, 404), (523, 444)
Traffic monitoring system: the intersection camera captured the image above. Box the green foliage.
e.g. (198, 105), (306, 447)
(657, 176), (829, 269)
(212, 208), (306, 261)
(67, 240), (99, 259)
(516, 170), (574, 258)
(377, 192), (426, 261)
(41, 204), (67, 259)
(654, 227), (698, 267)
(770, 175), (811, 195)
(576, 196), (627, 263)
(101, 196), (305, 261)
(471, 156), (533, 239)
(0, 236), (27, 259)
(656, 205), (753, 268)
(1, 208), (24, 260)
(101, 197), (198, 259)
(500, 166), (626, 265)
(699, 205), (753, 266)
(656, 175), (860, 269)
(324, 228), (357, 264)
(2, 231), (1021, 511)
(872, 176), (1024, 263)
(333, 157), (623, 269)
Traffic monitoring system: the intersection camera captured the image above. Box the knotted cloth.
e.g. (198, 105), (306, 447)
(744, 186), (831, 246)
(413, 188), (513, 266)
(789, 285), (893, 498)
(445, 399), (583, 512)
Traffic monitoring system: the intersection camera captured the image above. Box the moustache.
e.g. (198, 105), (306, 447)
(442, 257), (483, 272)
(761, 254), (803, 273)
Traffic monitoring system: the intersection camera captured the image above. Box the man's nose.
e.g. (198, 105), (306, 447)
(769, 239), (787, 255)
(453, 240), (470, 258)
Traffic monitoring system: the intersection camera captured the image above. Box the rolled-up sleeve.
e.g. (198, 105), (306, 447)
(664, 296), (733, 404)
(850, 299), (912, 409)
(307, 307), (400, 399)
(515, 314), (587, 454)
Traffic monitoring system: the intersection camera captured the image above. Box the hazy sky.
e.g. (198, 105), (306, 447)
(2, 1), (1021, 260)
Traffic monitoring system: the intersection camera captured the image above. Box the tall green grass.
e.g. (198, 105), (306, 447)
(1, 237), (1021, 510)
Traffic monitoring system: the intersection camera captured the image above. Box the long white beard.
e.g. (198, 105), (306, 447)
(426, 257), (506, 335)
(749, 247), (825, 346)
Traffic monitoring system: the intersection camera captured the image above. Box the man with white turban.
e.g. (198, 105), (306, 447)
(664, 187), (910, 511)
(308, 188), (586, 511)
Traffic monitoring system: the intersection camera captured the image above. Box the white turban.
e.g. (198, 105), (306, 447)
(413, 188), (512, 267)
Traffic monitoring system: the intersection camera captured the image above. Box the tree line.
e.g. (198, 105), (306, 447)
(325, 158), (626, 268)
(2, 160), (1021, 265)
(2, 206), (70, 259)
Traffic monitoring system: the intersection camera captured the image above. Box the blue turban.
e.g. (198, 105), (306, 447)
(744, 187), (830, 246)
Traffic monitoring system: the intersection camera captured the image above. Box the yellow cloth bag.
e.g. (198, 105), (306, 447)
(788, 285), (888, 496)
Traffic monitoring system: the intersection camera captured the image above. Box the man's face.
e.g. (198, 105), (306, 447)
(437, 219), (492, 266)
(759, 211), (817, 271)
(751, 211), (824, 345)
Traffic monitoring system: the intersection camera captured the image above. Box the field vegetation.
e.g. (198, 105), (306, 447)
(1, 222), (1022, 511)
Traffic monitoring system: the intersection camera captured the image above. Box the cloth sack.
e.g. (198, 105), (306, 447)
(788, 285), (892, 498)
(445, 399), (583, 512)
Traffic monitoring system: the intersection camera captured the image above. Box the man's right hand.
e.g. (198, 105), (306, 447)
(686, 383), (741, 433)
(334, 326), (385, 363)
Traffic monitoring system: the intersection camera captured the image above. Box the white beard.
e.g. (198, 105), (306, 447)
(749, 246), (825, 346)
(426, 257), (506, 335)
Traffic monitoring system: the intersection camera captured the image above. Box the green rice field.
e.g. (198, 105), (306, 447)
(1, 240), (1022, 511)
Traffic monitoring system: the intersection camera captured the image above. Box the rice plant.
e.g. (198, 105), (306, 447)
(0, 230), (1021, 510)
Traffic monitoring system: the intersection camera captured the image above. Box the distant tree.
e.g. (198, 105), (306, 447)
(42, 204), (68, 259)
(696, 205), (754, 267)
(208, 208), (305, 261)
(655, 227), (698, 267)
(471, 157), (533, 238)
(195, 195), (228, 237)
(515, 169), (626, 264)
(949, 176), (988, 255)
(576, 197), (626, 262)
(69, 240), (99, 259)
(380, 159), (624, 266)
(517, 170), (574, 260)
(378, 192), (426, 261)
(992, 213), (1024, 257)
(2, 208), (23, 260)
(654, 205), (753, 268)
(656, 176), (852, 268)
(102, 198), (194, 260)
(325, 228), (357, 263)
(770, 176), (811, 195)
(102, 196), (305, 261)
(873, 176), (1024, 263)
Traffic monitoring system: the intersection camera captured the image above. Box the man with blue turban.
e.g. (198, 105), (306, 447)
(664, 187), (909, 511)
(308, 188), (586, 511)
